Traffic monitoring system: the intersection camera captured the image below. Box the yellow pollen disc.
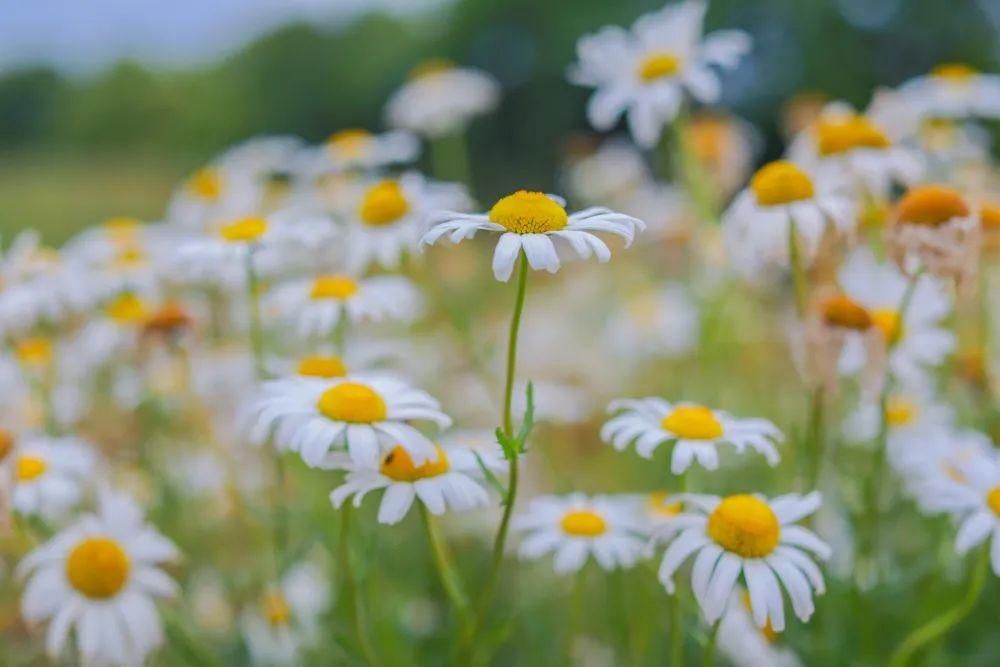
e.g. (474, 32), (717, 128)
(15, 338), (52, 367)
(410, 58), (455, 79)
(931, 63), (978, 81)
(870, 308), (903, 342)
(980, 203), (1000, 231)
(814, 115), (891, 156)
(112, 246), (147, 267)
(65, 537), (131, 599)
(188, 168), (222, 201)
(105, 293), (147, 324)
(986, 486), (1000, 517)
(327, 129), (372, 158)
(262, 592), (292, 626)
(560, 509), (608, 537)
(310, 275), (359, 300)
(821, 294), (872, 331)
(750, 161), (815, 207)
(488, 191), (568, 234)
(380, 445), (450, 482)
(316, 382), (387, 423)
(647, 491), (682, 518)
(895, 185), (969, 226)
(885, 395), (918, 427)
(297, 355), (348, 379)
(359, 180), (410, 226)
(638, 51), (682, 81)
(707, 495), (781, 558)
(102, 217), (141, 244)
(0, 429), (13, 462)
(16, 455), (47, 481)
(219, 216), (269, 243)
(661, 405), (724, 440)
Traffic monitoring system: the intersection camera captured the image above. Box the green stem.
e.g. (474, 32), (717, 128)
(338, 506), (381, 667)
(419, 505), (470, 628)
(669, 593), (685, 667)
(804, 384), (827, 491)
(701, 620), (722, 667)
(244, 249), (265, 379)
(669, 111), (719, 225)
(887, 546), (990, 667)
(787, 216), (808, 318)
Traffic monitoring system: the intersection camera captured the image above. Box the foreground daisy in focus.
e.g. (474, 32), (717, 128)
(18, 489), (179, 666)
(513, 494), (648, 573)
(602, 398), (781, 473)
(422, 190), (645, 281)
(656, 492), (830, 630)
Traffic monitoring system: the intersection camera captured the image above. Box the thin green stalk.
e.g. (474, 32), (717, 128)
(701, 620), (722, 667)
(244, 249), (266, 379)
(338, 506), (381, 667)
(887, 546), (990, 667)
(669, 594), (685, 667)
(419, 505), (470, 629)
(430, 131), (472, 187)
(669, 111), (719, 225)
(804, 384), (827, 491)
(787, 217), (808, 318)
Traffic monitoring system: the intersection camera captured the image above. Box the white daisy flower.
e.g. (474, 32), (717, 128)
(723, 160), (857, 276)
(837, 247), (955, 385)
(247, 374), (451, 468)
(421, 190), (645, 282)
(165, 163), (264, 231)
(313, 128), (420, 173)
(888, 184), (979, 282)
(562, 138), (651, 206)
(656, 492), (830, 630)
(513, 494), (648, 573)
(602, 399), (781, 474)
(384, 60), (500, 139)
(897, 63), (1000, 121)
(717, 589), (803, 667)
(264, 273), (421, 340)
(841, 382), (954, 453)
(62, 218), (173, 299)
(265, 339), (408, 381)
(13, 435), (97, 521)
(216, 135), (303, 181)
(17, 488), (179, 666)
(341, 171), (471, 273)
(328, 436), (505, 525)
(902, 429), (997, 516)
(568, 0), (751, 148)
(605, 283), (701, 361)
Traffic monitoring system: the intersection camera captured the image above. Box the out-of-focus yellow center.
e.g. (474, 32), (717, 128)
(871, 308), (903, 342)
(561, 509), (608, 537)
(647, 491), (682, 518)
(661, 405), (723, 440)
(188, 168), (222, 201)
(262, 591), (292, 626)
(410, 58), (455, 79)
(895, 185), (969, 226)
(66, 537), (131, 599)
(0, 430), (13, 462)
(16, 455), (47, 481)
(15, 338), (52, 367)
(359, 181), (410, 226)
(112, 245), (147, 268)
(815, 115), (891, 156)
(931, 63), (978, 81)
(219, 216), (268, 243)
(103, 217), (141, 244)
(987, 486), (1000, 516)
(380, 445), (450, 482)
(707, 495), (780, 558)
(489, 191), (568, 234)
(327, 129), (372, 159)
(316, 382), (387, 423)
(105, 293), (147, 324)
(310, 275), (359, 300)
(821, 294), (872, 331)
(638, 51), (681, 81)
(981, 203), (1000, 232)
(687, 116), (731, 164)
(885, 395), (918, 427)
(296, 355), (348, 379)
(750, 161), (815, 207)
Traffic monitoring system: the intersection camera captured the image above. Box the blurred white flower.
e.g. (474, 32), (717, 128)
(385, 60), (500, 138)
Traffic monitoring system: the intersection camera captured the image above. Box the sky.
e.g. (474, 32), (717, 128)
(0, 0), (447, 77)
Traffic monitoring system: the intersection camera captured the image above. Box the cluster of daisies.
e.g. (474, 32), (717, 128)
(2, 1), (1000, 665)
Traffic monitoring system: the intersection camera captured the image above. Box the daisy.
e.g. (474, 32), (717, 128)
(264, 273), (422, 340)
(717, 589), (803, 667)
(328, 436), (505, 524)
(837, 247), (955, 385)
(165, 163), (264, 231)
(314, 128), (420, 173)
(604, 283), (701, 361)
(602, 399), (781, 474)
(723, 160), (857, 276)
(888, 184), (979, 281)
(12, 435), (97, 521)
(62, 218), (172, 298)
(265, 339), (408, 381)
(17, 488), (179, 666)
(513, 494), (648, 573)
(341, 171), (471, 272)
(421, 190), (645, 281)
(568, 0), (751, 147)
(901, 429), (997, 515)
(841, 382), (954, 453)
(563, 138), (651, 206)
(384, 59), (500, 139)
(897, 63), (1000, 121)
(247, 374), (451, 468)
(656, 492), (830, 630)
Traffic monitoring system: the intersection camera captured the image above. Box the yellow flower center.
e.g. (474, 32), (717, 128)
(296, 355), (348, 379)
(0, 430), (13, 462)
(105, 293), (147, 324)
(750, 161), (815, 207)
(885, 395), (918, 427)
(661, 405), (724, 440)
(316, 382), (387, 423)
(981, 203), (1000, 232)
(327, 129), (372, 159)
(638, 51), (682, 81)
(687, 115), (731, 164)
(895, 185), (969, 227)
(16, 455), (47, 481)
(987, 486), (1000, 517)
(188, 168), (222, 201)
(310, 275), (359, 300)
(380, 445), (450, 482)
(931, 63), (978, 81)
(410, 58), (455, 79)
(102, 217), (141, 244)
(15, 338), (52, 367)
(707, 495), (781, 558)
(65, 537), (131, 599)
(821, 294), (872, 331)
(262, 591), (292, 627)
(560, 509), (608, 537)
(359, 180), (410, 226)
(488, 191), (568, 234)
(112, 246), (147, 267)
(870, 308), (903, 342)
(219, 216), (269, 243)
(814, 115), (891, 156)
(647, 491), (682, 518)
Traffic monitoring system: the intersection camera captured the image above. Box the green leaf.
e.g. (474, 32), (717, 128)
(515, 380), (536, 453)
(473, 450), (507, 499)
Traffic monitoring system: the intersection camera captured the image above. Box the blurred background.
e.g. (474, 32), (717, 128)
(2, 0), (1000, 243)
